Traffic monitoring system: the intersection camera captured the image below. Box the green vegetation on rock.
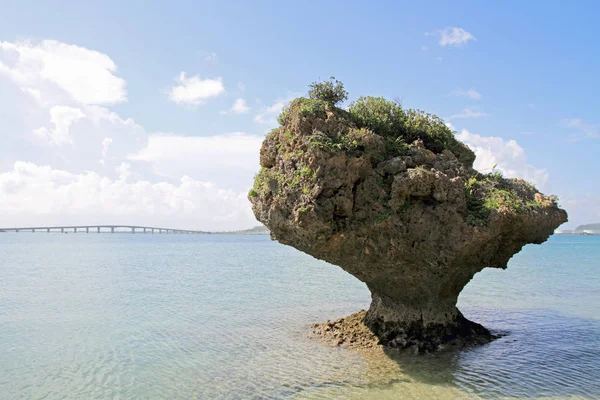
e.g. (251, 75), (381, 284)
(347, 96), (472, 161)
(277, 83), (474, 164)
(253, 78), (560, 229)
(308, 76), (348, 106)
(464, 170), (557, 226)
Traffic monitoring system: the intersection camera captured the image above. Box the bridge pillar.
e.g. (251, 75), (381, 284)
(47, 228), (50, 233)
(86, 227), (89, 233)
(32, 229), (35, 233)
(97, 227), (100, 233)
(15, 229), (19, 233)
(74, 227), (77, 233)
(143, 227), (147, 233)
(111, 227), (114, 234)
(131, 227), (135, 234)
(61, 228), (64, 233)
(151, 228), (155, 234)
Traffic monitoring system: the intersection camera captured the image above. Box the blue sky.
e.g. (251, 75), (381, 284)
(0, 0), (598, 229)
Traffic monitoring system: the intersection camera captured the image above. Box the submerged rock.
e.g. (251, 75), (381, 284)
(249, 79), (567, 352)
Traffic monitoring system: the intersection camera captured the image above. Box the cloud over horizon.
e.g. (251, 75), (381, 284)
(129, 132), (262, 191)
(456, 129), (549, 188)
(0, 161), (257, 231)
(0, 39), (258, 230)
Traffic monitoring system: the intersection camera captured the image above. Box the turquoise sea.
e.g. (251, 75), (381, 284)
(0, 233), (599, 399)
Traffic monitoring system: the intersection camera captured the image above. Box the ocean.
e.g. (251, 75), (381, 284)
(0, 233), (598, 399)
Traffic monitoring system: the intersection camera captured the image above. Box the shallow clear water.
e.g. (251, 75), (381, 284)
(0, 233), (598, 399)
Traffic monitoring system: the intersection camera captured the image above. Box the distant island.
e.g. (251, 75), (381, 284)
(556, 223), (600, 235)
(554, 223), (600, 235)
(575, 223), (600, 231)
(214, 225), (270, 235)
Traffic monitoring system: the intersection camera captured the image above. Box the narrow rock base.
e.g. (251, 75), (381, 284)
(310, 310), (497, 353)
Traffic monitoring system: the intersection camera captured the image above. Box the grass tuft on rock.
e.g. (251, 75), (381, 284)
(464, 171), (556, 226)
(275, 80), (475, 164)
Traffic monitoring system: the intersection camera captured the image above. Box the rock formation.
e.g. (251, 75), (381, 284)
(249, 79), (568, 352)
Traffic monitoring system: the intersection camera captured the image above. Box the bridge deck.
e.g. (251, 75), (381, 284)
(0, 225), (207, 234)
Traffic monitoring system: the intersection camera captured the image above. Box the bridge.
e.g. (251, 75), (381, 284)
(0, 225), (208, 234)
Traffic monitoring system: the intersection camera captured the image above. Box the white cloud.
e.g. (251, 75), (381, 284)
(428, 27), (476, 47)
(231, 98), (250, 114)
(33, 105), (85, 145)
(448, 107), (490, 120)
(457, 129), (548, 188)
(0, 40), (126, 105)
(562, 118), (599, 140)
(129, 133), (262, 191)
(101, 137), (113, 158)
(167, 72), (224, 106)
(17, 101), (146, 173)
(222, 98), (250, 115)
(0, 162), (257, 231)
(0, 40), (146, 174)
(450, 88), (481, 100)
(0, 38), (262, 230)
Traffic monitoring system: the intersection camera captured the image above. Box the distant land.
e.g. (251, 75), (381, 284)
(556, 222), (600, 235)
(575, 223), (600, 231)
(214, 225), (270, 235)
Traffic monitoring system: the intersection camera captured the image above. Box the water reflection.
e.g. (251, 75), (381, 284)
(295, 309), (600, 399)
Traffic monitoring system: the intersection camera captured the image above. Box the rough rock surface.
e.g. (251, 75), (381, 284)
(249, 94), (568, 352)
(309, 311), (381, 349)
(309, 310), (495, 352)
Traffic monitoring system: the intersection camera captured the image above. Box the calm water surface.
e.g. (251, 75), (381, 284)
(0, 234), (599, 399)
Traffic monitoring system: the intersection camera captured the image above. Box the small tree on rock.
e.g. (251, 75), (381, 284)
(308, 76), (348, 106)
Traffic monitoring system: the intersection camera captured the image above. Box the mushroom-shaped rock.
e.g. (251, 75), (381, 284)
(248, 80), (567, 352)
